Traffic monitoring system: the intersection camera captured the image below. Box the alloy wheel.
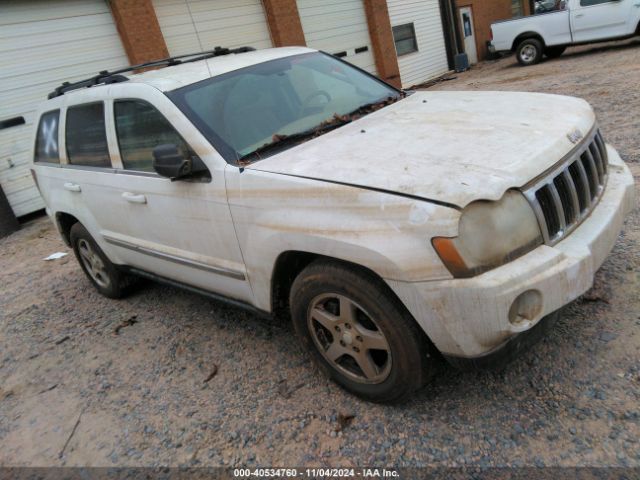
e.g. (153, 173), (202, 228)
(307, 293), (392, 384)
(77, 239), (111, 288)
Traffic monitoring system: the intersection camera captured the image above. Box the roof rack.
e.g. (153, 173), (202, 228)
(47, 46), (256, 99)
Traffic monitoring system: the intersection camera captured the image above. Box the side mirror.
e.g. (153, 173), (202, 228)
(152, 144), (206, 180)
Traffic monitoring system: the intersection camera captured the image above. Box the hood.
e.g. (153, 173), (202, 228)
(247, 91), (596, 208)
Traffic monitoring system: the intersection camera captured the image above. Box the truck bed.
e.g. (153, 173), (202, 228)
(491, 11), (571, 52)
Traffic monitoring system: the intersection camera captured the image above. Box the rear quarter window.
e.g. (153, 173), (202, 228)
(34, 110), (60, 163)
(65, 102), (111, 167)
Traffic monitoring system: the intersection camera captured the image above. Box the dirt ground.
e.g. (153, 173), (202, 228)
(1, 39), (639, 468)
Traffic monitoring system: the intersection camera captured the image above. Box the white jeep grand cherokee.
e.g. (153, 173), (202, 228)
(31, 46), (634, 403)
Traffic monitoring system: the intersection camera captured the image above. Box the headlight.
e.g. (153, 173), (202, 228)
(432, 190), (543, 278)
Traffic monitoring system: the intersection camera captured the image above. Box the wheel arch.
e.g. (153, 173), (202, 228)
(512, 32), (545, 52)
(55, 211), (80, 246)
(269, 250), (440, 352)
(270, 251), (406, 317)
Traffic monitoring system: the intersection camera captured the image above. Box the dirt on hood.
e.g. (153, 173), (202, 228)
(248, 90), (596, 208)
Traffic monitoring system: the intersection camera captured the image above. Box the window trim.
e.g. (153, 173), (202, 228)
(65, 101), (112, 168)
(34, 109), (61, 165)
(392, 23), (419, 57)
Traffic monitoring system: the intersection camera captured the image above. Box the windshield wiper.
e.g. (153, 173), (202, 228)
(238, 95), (402, 164)
(238, 120), (346, 163)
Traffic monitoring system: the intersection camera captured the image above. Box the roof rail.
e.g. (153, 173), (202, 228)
(47, 46), (256, 99)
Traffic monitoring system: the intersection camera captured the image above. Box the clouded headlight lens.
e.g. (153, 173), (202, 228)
(432, 190), (543, 278)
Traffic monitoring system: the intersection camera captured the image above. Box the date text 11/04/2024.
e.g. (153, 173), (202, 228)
(233, 468), (400, 478)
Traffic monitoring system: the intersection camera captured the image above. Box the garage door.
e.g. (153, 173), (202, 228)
(297, 0), (378, 75)
(153, 0), (273, 56)
(0, 0), (129, 217)
(387, 0), (449, 87)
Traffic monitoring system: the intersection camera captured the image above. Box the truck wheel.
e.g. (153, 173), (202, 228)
(516, 38), (543, 66)
(70, 223), (127, 299)
(289, 260), (436, 403)
(544, 46), (566, 59)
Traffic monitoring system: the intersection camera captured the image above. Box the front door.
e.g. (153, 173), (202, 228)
(84, 85), (252, 304)
(460, 7), (478, 64)
(571, 0), (633, 42)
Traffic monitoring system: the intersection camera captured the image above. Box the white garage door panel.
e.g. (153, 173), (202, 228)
(3, 38), (127, 80)
(0, 0), (128, 217)
(153, 0), (273, 56)
(0, 0), (110, 24)
(387, 0), (449, 87)
(297, 0), (377, 75)
(0, 13), (115, 47)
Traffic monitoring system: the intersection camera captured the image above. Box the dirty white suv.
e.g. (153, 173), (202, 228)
(31, 46), (635, 403)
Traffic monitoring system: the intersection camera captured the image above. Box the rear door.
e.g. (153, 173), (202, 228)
(83, 84), (252, 303)
(570, 0), (633, 42)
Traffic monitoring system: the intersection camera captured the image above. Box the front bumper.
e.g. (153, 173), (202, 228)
(388, 145), (635, 361)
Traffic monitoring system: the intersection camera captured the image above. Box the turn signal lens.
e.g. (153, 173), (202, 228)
(431, 237), (470, 278)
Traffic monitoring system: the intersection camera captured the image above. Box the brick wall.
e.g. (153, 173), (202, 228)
(457, 0), (531, 61)
(364, 0), (402, 88)
(107, 0), (405, 88)
(262, 0), (306, 46)
(109, 0), (168, 64)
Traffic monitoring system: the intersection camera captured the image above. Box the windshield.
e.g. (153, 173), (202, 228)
(168, 52), (402, 164)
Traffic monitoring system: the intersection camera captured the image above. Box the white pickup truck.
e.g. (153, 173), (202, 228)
(490, 0), (640, 65)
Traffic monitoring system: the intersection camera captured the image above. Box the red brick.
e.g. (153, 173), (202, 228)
(110, 0), (169, 64)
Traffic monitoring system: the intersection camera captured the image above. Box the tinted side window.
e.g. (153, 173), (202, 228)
(580, 0), (612, 5)
(34, 110), (60, 163)
(66, 103), (111, 167)
(114, 100), (192, 172)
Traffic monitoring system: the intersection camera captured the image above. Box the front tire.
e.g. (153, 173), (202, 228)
(544, 46), (566, 59)
(290, 260), (436, 403)
(70, 223), (127, 299)
(516, 38), (543, 66)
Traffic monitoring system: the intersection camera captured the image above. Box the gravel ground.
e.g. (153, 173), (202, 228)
(1, 40), (639, 468)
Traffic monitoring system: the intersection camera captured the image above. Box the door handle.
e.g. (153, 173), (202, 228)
(63, 182), (81, 192)
(122, 192), (147, 204)
(575, 13), (584, 17)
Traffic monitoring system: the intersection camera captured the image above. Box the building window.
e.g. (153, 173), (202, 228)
(511, 0), (524, 17)
(392, 23), (418, 56)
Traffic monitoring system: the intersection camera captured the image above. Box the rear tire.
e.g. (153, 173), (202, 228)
(289, 260), (436, 403)
(70, 223), (127, 299)
(544, 46), (566, 59)
(516, 38), (543, 66)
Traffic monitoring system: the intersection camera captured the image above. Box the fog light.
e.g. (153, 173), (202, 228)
(508, 290), (543, 327)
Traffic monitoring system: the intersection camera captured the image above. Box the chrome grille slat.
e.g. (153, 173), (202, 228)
(581, 152), (598, 200)
(523, 128), (608, 246)
(554, 172), (577, 225)
(568, 161), (589, 212)
(589, 143), (604, 184)
(574, 159), (592, 207)
(561, 170), (580, 224)
(595, 131), (608, 172)
(548, 182), (566, 233)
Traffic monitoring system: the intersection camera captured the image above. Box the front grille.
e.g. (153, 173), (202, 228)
(523, 129), (608, 244)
